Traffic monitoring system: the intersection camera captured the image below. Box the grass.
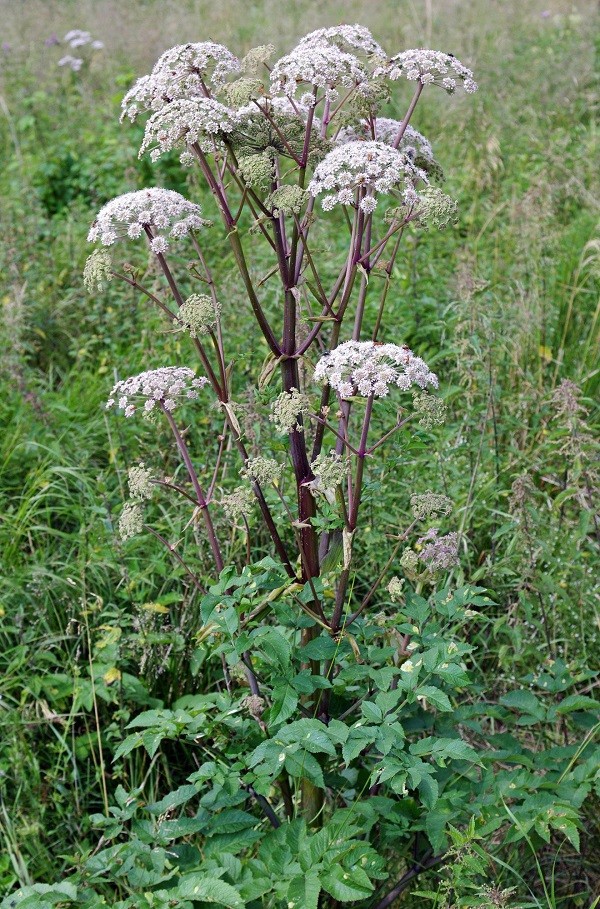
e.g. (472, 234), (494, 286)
(0, 0), (598, 903)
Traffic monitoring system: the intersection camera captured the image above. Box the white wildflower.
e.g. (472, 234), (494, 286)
(121, 42), (240, 122)
(270, 40), (368, 102)
(58, 55), (83, 71)
(106, 366), (208, 418)
(314, 340), (438, 398)
(375, 49), (477, 93)
(298, 25), (385, 57)
(64, 30), (91, 48)
(308, 140), (426, 212)
(87, 188), (209, 248)
(338, 120), (434, 163)
(139, 98), (237, 162)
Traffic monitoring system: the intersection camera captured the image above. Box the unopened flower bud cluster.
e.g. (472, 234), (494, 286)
(412, 391), (447, 429)
(176, 294), (220, 338)
(221, 485), (254, 520)
(309, 450), (349, 493)
(411, 491), (452, 520)
(269, 388), (312, 433)
(83, 249), (112, 293)
(418, 529), (459, 571)
(241, 457), (284, 486)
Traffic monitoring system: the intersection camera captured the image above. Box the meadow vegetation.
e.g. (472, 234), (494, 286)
(0, 1), (598, 906)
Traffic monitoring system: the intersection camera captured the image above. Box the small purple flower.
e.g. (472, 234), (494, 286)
(45, 34), (60, 47)
(2, 42), (11, 53)
(541, 10), (551, 17)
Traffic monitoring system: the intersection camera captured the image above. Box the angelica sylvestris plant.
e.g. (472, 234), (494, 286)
(48, 26), (592, 909)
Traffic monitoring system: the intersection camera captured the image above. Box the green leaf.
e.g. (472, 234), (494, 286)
(418, 773), (439, 809)
(279, 719), (336, 756)
(252, 628), (291, 670)
(268, 684), (298, 728)
(287, 871), (321, 909)
(300, 634), (339, 661)
(343, 726), (378, 763)
(177, 875), (245, 907)
(500, 690), (545, 717)
(320, 865), (375, 902)
(285, 750), (325, 789)
(416, 686), (453, 712)
(555, 694), (599, 715)
(146, 784), (197, 815)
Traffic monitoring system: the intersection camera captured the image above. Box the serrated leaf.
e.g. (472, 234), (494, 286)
(320, 865), (375, 902)
(416, 686), (453, 712)
(284, 750), (325, 788)
(176, 875), (245, 907)
(268, 684), (298, 728)
(555, 694), (599, 714)
(500, 690), (545, 716)
(146, 784), (197, 815)
(287, 871), (321, 909)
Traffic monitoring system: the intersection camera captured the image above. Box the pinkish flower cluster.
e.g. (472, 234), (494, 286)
(270, 40), (368, 104)
(418, 529), (459, 570)
(139, 98), (237, 161)
(337, 121), (434, 164)
(298, 24), (385, 57)
(375, 49), (477, 93)
(314, 341), (438, 398)
(87, 188), (209, 250)
(308, 140), (427, 212)
(106, 367), (208, 417)
(121, 42), (240, 122)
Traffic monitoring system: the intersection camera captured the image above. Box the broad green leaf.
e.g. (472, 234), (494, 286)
(320, 865), (375, 902)
(416, 685), (453, 712)
(268, 683), (298, 728)
(500, 690), (545, 717)
(177, 875), (245, 907)
(146, 784), (197, 815)
(285, 750), (325, 789)
(287, 871), (321, 909)
(555, 694), (599, 715)
(279, 719), (336, 756)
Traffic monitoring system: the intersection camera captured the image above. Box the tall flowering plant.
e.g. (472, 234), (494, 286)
(81, 26), (492, 907)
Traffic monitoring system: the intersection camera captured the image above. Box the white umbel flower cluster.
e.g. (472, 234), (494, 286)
(298, 25), (385, 57)
(139, 98), (237, 161)
(121, 42), (240, 122)
(337, 121), (434, 164)
(106, 367), (208, 417)
(308, 141), (426, 212)
(375, 49), (477, 94)
(270, 41), (368, 103)
(314, 341), (438, 398)
(87, 188), (208, 249)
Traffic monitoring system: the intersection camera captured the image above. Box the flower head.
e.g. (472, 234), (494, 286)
(269, 388), (311, 433)
(308, 450), (349, 495)
(411, 491), (452, 520)
(119, 502), (144, 541)
(270, 40), (368, 102)
(418, 529), (459, 571)
(83, 248), (112, 293)
(308, 140), (426, 212)
(375, 49), (477, 94)
(121, 42), (240, 122)
(176, 293), (220, 338)
(105, 367), (208, 418)
(299, 25), (385, 58)
(241, 457), (284, 486)
(314, 341), (438, 398)
(58, 54), (83, 71)
(87, 188), (209, 249)
(128, 463), (154, 501)
(139, 98), (237, 161)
